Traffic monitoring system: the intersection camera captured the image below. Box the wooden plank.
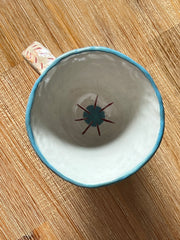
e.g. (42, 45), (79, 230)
(19, 222), (58, 240)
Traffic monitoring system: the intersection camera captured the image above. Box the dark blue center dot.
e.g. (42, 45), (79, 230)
(83, 105), (105, 127)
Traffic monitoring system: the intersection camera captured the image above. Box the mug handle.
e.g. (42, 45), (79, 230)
(22, 41), (56, 74)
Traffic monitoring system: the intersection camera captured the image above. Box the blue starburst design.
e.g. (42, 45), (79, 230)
(83, 105), (105, 127)
(75, 96), (114, 136)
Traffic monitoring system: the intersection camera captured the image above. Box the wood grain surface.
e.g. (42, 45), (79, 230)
(0, 0), (180, 239)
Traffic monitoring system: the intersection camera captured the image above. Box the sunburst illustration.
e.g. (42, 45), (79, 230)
(75, 96), (114, 136)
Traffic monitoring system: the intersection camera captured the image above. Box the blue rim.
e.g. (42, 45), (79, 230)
(25, 46), (165, 188)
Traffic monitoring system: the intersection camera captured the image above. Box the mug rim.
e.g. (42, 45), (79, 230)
(25, 46), (165, 188)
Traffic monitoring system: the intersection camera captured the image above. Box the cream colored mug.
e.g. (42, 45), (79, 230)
(23, 42), (164, 187)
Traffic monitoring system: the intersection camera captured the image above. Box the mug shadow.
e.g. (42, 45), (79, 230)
(75, 174), (143, 240)
(64, 166), (170, 240)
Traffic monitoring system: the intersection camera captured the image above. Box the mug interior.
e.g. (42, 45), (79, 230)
(28, 50), (163, 186)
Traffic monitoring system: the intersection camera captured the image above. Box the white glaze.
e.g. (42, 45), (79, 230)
(30, 51), (160, 185)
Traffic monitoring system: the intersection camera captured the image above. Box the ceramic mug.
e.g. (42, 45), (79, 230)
(23, 42), (164, 187)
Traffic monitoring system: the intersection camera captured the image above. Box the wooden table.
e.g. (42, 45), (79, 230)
(0, 1), (179, 239)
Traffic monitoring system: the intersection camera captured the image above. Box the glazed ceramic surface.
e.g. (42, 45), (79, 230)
(26, 47), (164, 187)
